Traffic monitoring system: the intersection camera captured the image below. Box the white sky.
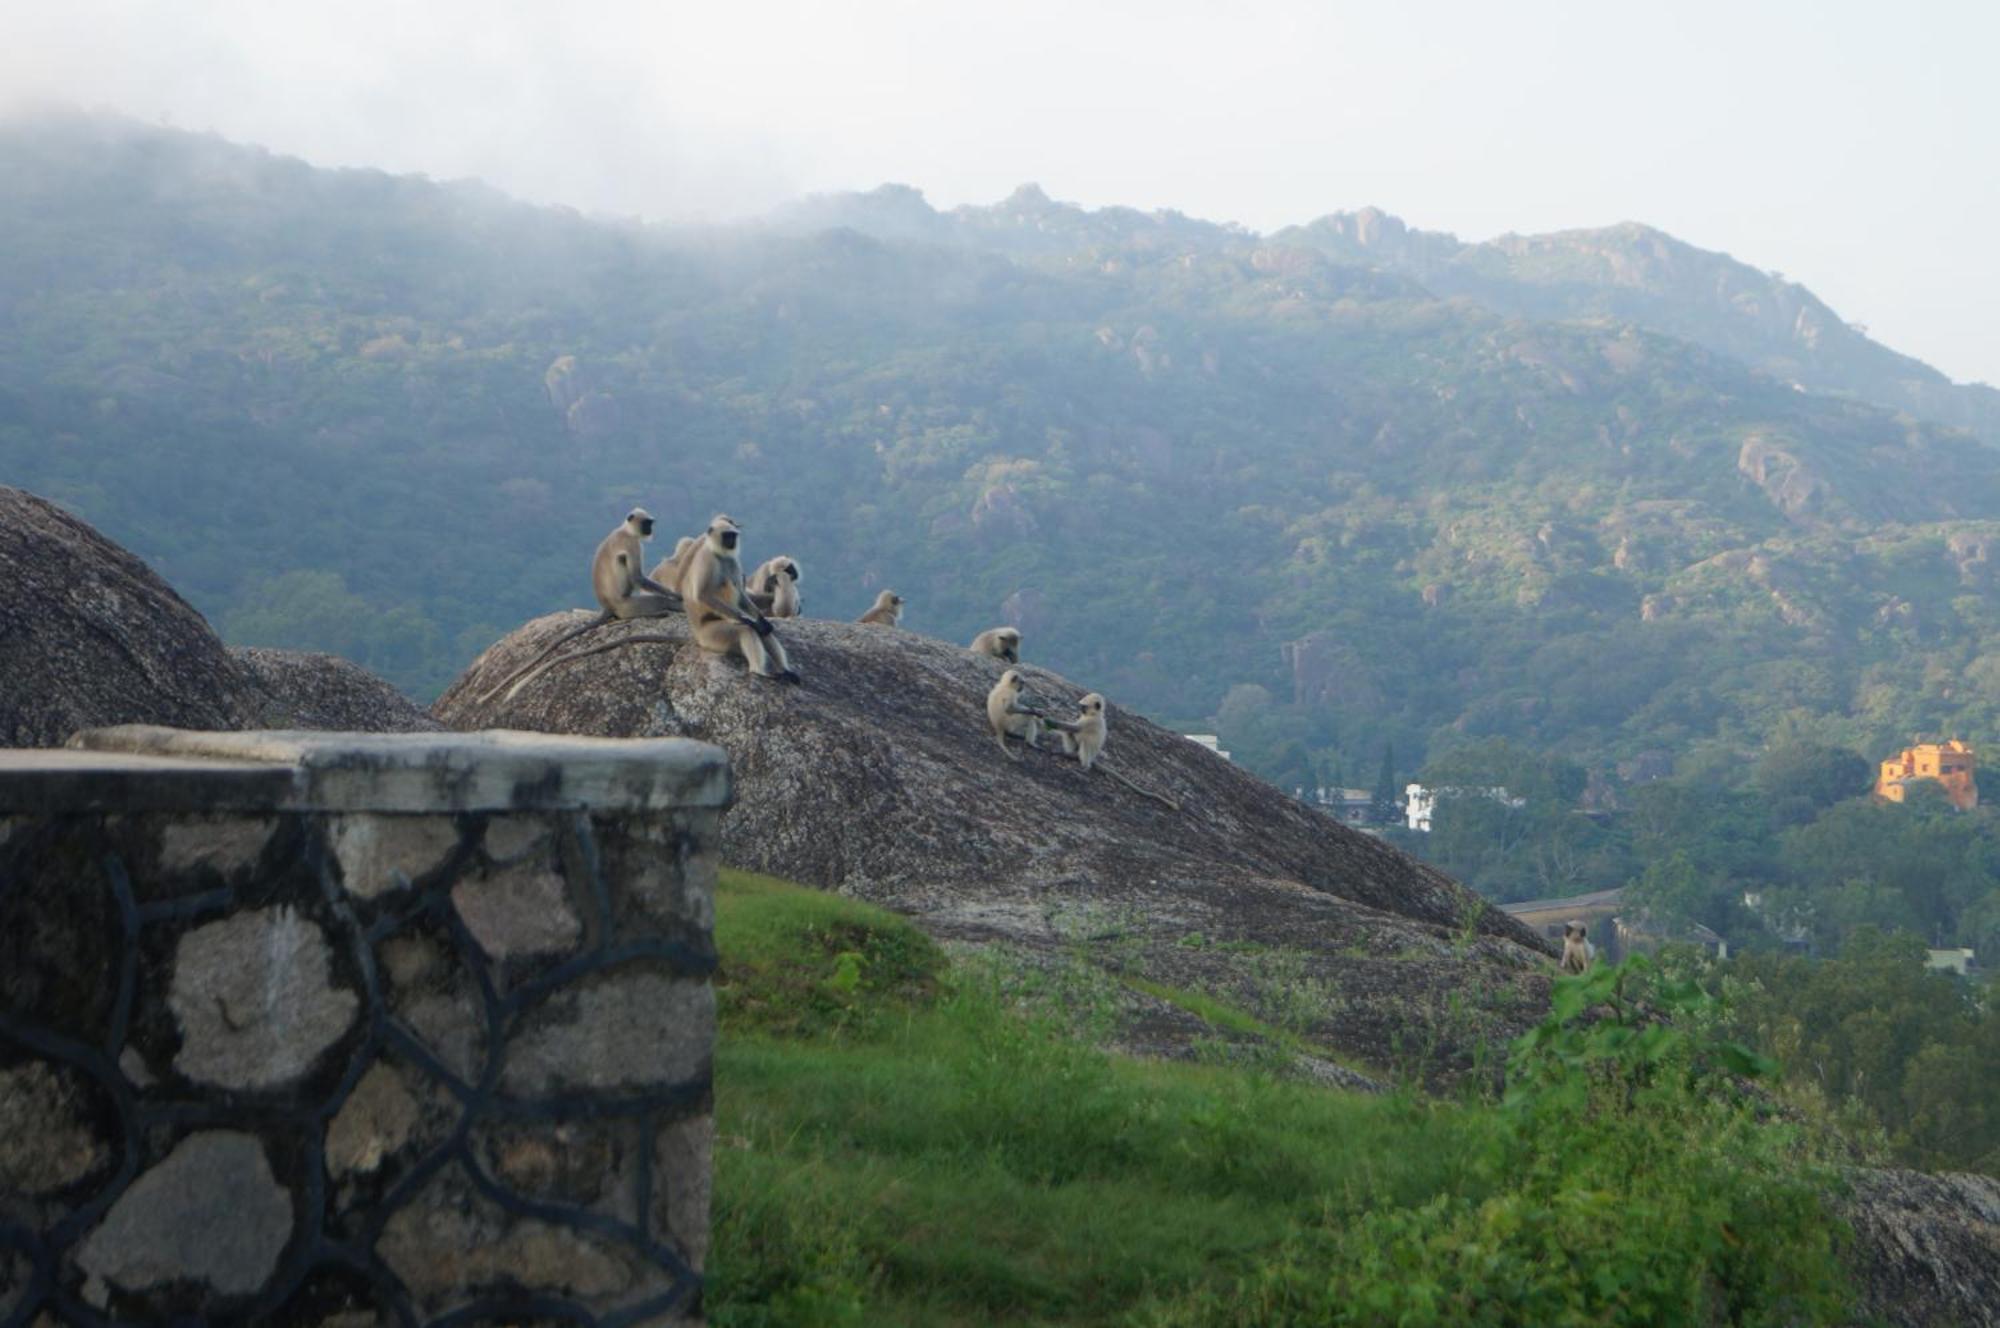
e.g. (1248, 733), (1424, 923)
(6, 0), (1997, 385)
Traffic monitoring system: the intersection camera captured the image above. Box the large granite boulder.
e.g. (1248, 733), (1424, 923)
(437, 612), (1554, 1083)
(0, 486), (265, 745)
(0, 488), (434, 743)
(229, 646), (440, 733)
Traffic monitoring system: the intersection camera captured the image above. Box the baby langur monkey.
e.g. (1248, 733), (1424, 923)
(858, 590), (904, 626)
(986, 669), (1046, 760)
(479, 508), (682, 702)
(747, 556), (803, 618)
(1047, 693), (1107, 770)
(1559, 920), (1596, 975)
(681, 513), (800, 684)
(969, 627), (1021, 662)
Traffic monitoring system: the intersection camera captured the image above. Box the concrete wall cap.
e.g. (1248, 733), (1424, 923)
(0, 727), (733, 814)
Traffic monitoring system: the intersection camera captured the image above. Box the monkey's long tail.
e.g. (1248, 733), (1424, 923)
(496, 631), (685, 701)
(475, 612), (614, 704)
(1098, 763), (1182, 813)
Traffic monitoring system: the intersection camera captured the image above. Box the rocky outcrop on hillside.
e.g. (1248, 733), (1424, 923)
(0, 487), (432, 745)
(0, 487), (269, 745)
(228, 647), (441, 733)
(1840, 1168), (2000, 1328)
(437, 613), (1554, 1083)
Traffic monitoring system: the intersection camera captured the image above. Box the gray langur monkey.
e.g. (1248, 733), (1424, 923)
(649, 535), (699, 592)
(681, 513), (800, 683)
(478, 508), (683, 703)
(1559, 921), (1596, 975)
(858, 590), (904, 626)
(1048, 693), (1106, 770)
(969, 627), (1021, 662)
(986, 669), (1045, 760)
(747, 556), (803, 618)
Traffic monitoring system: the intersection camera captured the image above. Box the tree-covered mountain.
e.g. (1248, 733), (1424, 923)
(6, 109), (2000, 790)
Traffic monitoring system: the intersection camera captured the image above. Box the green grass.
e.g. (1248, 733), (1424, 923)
(707, 870), (1855, 1326)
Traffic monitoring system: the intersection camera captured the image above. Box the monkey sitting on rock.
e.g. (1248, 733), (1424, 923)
(681, 514), (800, 684)
(1047, 693), (1106, 770)
(747, 556), (803, 618)
(478, 507), (683, 702)
(985, 669), (1045, 760)
(858, 590), (904, 626)
(1559, 921), (1596, 975)
(969, 627), (1021, 662)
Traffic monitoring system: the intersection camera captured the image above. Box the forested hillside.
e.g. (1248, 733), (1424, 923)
(8, 109), (2000, 790)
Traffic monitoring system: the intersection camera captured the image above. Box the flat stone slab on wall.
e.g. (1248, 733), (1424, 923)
(0, 728), (728, 1327)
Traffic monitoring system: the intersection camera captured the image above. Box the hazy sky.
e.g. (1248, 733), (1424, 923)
(8, 0), (1997, 384)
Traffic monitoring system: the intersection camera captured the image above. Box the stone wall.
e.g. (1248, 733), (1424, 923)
(0, 727), (729, 1326)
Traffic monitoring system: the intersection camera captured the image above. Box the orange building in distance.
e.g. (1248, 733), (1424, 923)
(1876, 740), (1978, 811)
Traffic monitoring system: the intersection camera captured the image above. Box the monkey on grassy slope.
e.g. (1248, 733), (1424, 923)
(478, 508), (682, 702)
(681, 513), (799, 683)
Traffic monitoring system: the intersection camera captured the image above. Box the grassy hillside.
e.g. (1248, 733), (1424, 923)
(708, 870), (1853, 1325)
(8, 112), (2000, 783)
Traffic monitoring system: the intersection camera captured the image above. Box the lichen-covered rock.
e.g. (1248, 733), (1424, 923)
(168, 906), (359, 1090)
(451, 862), (581, 960)
(436, 613), (1554, 1078)
(74, 1131), (293, 1297)
(1840, 1167), (2000, 1328)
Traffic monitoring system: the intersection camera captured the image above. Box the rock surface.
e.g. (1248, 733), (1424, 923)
(0, 486), (266, 745)
(74, 1131), (293, 1297)
(229, 646), (443, 733)
(1840, 1168), (2000, 1328)
(0, 487), (434, 744)
(438, 613), (1555, 1079)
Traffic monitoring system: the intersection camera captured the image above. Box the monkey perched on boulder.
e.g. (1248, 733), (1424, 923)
(478, 508), (682, 702)
(748, 556), (803, 618)
(986, 669), (1045, 760)
(858, 590), (904, 626)
(1559, 921), (1596, 975)
(681, 514), (800, 683)
(969, 627), (1021, 662)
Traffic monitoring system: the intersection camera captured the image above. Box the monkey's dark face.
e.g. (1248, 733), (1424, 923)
(1000, 646), (1018, 662)
(721, 529), (739, 550)
(1565, 922), (1587, 942)
(636, 517), (655, 537)
(784, 563), (799, 581)
(890, 594), (904, 607)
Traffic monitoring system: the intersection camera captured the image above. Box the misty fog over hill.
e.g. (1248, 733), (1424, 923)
(6, 109), (2000, 788)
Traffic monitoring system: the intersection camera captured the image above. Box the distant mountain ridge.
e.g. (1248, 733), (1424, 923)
(8, 109), (2000, 784)
(774, 185), (2000, 445)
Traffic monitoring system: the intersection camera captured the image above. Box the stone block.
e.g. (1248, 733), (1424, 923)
(503, 970), (714, 1099)
(450, 862), (582, 961)
(653, 1115), (714, 1273)
(0, 1060), (109, 1197)
(481, 814), (553, 864)
(376, 1169), (644, 1312)
(330, 813), (461, 900)
(326, 1063), (421, 1178)
(168, 905), (359, 1090)
(156, 814), (278, 877)
(74, 1131), (293, 1298)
